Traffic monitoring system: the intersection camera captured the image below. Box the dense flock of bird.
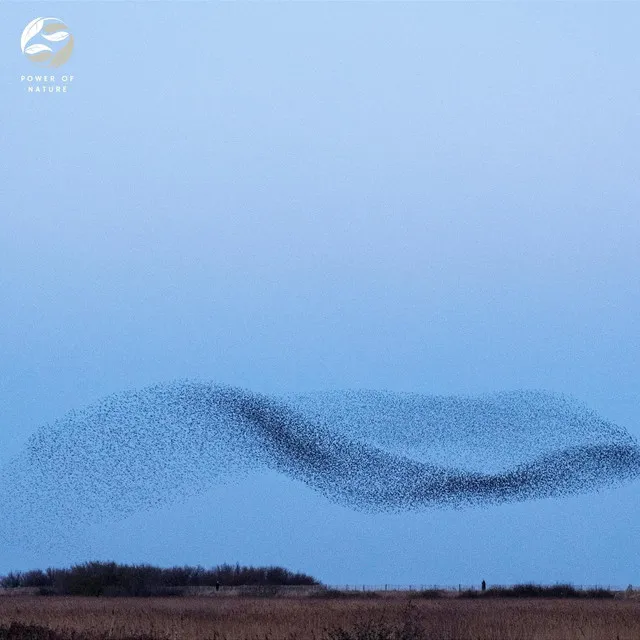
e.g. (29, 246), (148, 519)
(1, 381), (638, 541)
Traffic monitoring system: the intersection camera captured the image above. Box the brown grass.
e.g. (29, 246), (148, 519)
(1, 595), (639, 640)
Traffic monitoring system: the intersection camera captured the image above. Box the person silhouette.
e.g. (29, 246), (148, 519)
(481, 580), (486, 592)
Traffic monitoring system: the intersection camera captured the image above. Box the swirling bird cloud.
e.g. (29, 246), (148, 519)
(1, 382), (639, 541)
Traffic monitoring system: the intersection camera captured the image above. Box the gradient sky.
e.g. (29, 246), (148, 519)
(0, 1), (639, 586)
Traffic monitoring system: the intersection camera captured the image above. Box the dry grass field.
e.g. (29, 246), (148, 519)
(1, 595), (640, 640)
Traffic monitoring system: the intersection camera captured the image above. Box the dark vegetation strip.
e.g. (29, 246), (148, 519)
(0, 564), (619, 599)
(317, 585), (616, 599)
(459, 584), (615, 599)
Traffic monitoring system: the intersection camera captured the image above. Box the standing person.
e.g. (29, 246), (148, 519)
(481, 580), (486, 592)
(215, 580), (220, 592)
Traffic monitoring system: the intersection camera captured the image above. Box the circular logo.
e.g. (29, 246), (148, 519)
(20, 17), (73, 68)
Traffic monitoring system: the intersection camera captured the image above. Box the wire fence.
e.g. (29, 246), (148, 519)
(324, 584), (631, 592)
(212, 583), (635, 595)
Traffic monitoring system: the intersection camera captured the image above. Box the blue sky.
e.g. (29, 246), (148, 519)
(0, 2), (639, 585)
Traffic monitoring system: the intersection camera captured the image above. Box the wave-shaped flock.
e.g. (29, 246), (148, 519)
(1, 382), (639, 538)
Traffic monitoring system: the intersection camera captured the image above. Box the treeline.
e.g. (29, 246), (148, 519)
(0, 562), (319, 596)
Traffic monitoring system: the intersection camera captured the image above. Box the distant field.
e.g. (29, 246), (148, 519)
(1, 595), (640, 640)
